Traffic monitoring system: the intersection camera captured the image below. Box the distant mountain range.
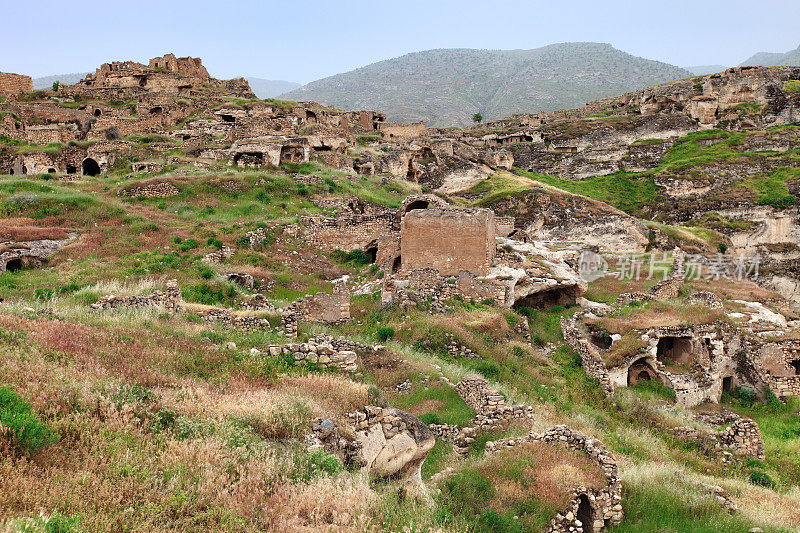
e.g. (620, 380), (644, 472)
(280, 43), (692, 126)
(684, 65), (727, 76)
(740, 44), (800, 67)
(245, 78), (301, 99)
(33, 73), (89, 90)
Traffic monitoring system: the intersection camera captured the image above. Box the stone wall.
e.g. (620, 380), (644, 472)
(379, 121), (426, 139)
(90, 279), (182, 313)
(272, 337), (359, 372)
(401, 208), (496, 275)
(648, 275), (683, 299)
(119, 180), (179, 198)
(293, 284), (350, 324)
(718, 418), (765, 460)
(485, 425), (624, 532)
(202, 308), (271, 331)
(301, 212), (394, 253)
(0, 72), (33, 96)
(454, 376), (506, 414)
(561, 317), (614, 396)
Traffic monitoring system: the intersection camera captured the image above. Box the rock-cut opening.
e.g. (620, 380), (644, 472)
(512, 286), (580, 311)
(656, 336), (696, 367)
(5, 258), (22, 272)
(82, 158), (101, 176)
(627, 357), (658, 386)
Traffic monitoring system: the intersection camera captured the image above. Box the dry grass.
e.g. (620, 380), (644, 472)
(267, 472), (377, 532)
(587, 300), (726, 335)
(0, 224), (71, 241)
(481, 441), (606, 512)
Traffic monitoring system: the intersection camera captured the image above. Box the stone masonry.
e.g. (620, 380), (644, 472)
(485, 425), (624, 532)
(90, 279), (182, 313)
(0, 72), (33, 96)
(400, 208), (496, 275)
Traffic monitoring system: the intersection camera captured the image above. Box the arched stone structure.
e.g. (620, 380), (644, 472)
(82, 158), (101, 176)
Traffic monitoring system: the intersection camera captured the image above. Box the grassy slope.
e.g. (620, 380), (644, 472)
(0, 161), (798, 532)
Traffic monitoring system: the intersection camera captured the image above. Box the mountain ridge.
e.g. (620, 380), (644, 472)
(280, 42), (693, 126)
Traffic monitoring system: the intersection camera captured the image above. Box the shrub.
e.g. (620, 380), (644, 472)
(0, 386), (55, 453)
(332, 248), (371, 266)
(1, 511), (80, 533)
(376, 327), (395, 342)
(718, 242), (728, 254)
(206, 237), (223, 249)
(291, 449), (343, 482)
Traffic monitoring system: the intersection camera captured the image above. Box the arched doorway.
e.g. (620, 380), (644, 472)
(82, 158), (101, 176)
(66, 165), (77, 174)
(365, 246), (378, 264)
(93, 109), (101, 117)
(5, 258), (22, 272)
(576, 494), (594, 533)
(150, 106), (163, 115)
(403, 200), (429, 214)
(627, 357), (658, 386)
(392, 256), (402, 273)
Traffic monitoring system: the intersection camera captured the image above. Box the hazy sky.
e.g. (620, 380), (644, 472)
(3, 0), (799, 83)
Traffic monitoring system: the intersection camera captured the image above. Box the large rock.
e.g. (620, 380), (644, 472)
(351, 406), (435, 493)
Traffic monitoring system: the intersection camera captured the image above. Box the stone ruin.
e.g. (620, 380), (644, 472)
(90, 279), (183, 313)
(485, 425), (624, 532)
(400, 208), (496, 275)
(118, 180), (180, 198)
(673, 411), (765, 461)
(427, 376), (535, 456)
(0, 72), (33, 97)
(0, 236), (74, 273)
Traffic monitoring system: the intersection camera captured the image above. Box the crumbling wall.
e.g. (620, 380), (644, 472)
(561, 317), (614, 396)
(401, 208), (496, 275)
(486, 425), (624, 532)
(90, 280), (182, 313)
(293, 284), (350, 324)
(454, 376), (506, 414)
(718, 418), (765, 460)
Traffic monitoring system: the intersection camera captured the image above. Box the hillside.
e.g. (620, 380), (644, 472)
(685, 64), (727, 75)
(3, 56), (800, 532)
(280, 43), (692, 126)
(741, 44), (800, 66)
(32, 73), (89, 90)
(245, 77), (301, 99)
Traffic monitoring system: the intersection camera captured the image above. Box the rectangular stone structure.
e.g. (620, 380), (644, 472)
(0, 72), (33, 96)
(401, 208), (496, 275)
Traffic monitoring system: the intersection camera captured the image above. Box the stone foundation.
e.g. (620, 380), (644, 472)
(90, 279), (182, 313)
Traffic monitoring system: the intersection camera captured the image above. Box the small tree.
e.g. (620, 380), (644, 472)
(51, 81), (60, 92)
(472, 112), (483, 124)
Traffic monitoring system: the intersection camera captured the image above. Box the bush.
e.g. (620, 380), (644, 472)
(0, 386), (55, 453)
(376, 327), (395, 342)
(291, 449), (343, 482)
(748, 470), (776, 489)
(206, 237), (223, 249)
(332, 248), (371, 266)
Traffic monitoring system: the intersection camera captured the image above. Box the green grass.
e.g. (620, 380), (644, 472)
(393, 382), (476, 427)
(610, 475), (785, 532)
(517, 170), (661, 215)
(783, 80), (800, 94)
(0, 385), (56, 453)
(741, 167), (799, 209)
